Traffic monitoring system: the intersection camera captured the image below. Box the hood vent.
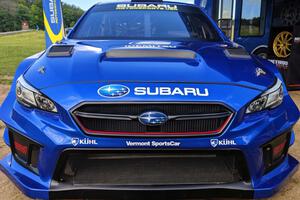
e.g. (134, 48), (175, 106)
(224, 47), (251, 59)
(47, 45), (74, 57)
(105, 49), (196, 59)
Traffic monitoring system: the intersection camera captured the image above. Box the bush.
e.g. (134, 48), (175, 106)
(0, 8), (21, 32)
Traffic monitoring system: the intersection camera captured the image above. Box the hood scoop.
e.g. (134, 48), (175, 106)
(224, 47), (251, 59)
(105, 49), (197, 60)
(47, 45), (74, 57)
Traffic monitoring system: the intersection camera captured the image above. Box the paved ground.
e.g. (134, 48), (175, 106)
(0, 85), (300, 200)
(0, 30), (33, 36)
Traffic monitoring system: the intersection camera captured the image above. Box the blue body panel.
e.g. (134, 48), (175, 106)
(24, 40), (274, 91)
(0, 2), (299, 199)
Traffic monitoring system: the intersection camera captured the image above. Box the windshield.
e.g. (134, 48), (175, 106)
(70, 3), (221, 41)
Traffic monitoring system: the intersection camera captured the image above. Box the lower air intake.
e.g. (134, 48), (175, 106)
(53, 150), (249, 186)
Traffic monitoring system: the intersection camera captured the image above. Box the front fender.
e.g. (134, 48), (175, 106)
(0, 51), (45, 120)
(254, 56), (284, 82)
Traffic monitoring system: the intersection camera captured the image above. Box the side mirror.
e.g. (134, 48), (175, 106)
(65, 28), (73, 35)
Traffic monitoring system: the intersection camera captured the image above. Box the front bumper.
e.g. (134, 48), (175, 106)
(0, 147), (298, 199)
(0, 94), (299, 199)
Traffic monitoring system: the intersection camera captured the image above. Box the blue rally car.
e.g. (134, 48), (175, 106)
(0, 1), (299, 199)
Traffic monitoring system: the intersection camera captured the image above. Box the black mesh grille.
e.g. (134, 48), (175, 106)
(77, 117), (228, 133)
(72, 103), (233, 136)
(75, 103), (226, 116)
(53, 150), (250, 186)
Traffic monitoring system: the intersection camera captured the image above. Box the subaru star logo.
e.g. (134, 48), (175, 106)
(210, 139), (218, 148)
(71, 138), (79, 146)
(256, 67), (266, 77)
(98, 84), (130, 98)
(138, 111), (168, 126)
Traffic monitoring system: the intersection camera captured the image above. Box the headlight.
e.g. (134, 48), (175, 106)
(16, 76), (57, 113)
(246, 78), (284, 113)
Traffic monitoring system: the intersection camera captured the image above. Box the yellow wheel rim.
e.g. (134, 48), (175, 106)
(273, 31), (293, 58)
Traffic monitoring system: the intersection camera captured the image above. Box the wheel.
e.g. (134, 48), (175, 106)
(280, 0), (300, 26)
(273, 31), (293, 58)
(253, 48), (268, 59)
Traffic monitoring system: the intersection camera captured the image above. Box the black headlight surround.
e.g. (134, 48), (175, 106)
(246, 78), (284, 114)
(16, 76), (58, 113)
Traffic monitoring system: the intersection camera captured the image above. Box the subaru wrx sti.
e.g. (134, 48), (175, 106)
(0, 1), (299, 199)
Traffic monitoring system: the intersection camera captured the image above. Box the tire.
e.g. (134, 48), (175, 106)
(253, 47), (268, 59)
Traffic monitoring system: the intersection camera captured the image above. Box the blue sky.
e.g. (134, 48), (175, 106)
(62, 0), (102, 10)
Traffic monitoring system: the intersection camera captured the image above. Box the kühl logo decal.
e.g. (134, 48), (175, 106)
(210, 139), (237, 148)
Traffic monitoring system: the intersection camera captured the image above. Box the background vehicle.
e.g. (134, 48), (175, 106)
(197, 0), (300, 88)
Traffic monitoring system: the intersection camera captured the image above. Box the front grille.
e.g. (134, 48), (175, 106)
(53, 150), (250, 186)
(72, 103), (233, 136)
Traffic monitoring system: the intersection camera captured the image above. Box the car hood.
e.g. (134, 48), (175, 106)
(24, 40), (275, 91)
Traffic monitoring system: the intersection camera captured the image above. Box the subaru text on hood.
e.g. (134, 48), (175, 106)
(0, 1), (299, 199)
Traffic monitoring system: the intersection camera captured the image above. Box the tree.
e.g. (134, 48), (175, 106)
(0, 0), (18, 14)
(0, 8), (19, 32)
(62, 3), (84, 28)
(0, 0), (19, 31)
(17, 0), (31, 22)
(0, 0), (84, 32)
(29, 0), (43, 29)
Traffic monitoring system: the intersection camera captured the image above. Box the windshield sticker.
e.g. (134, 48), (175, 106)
(125, 41), (177, 49)
(116, 4), (178, 11)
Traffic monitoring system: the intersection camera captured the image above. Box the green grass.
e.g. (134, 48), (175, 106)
(0, 31), (45, 84)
